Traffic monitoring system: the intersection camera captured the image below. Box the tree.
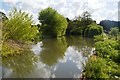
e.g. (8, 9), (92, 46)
(109, 27), (119, 37)
(81, 11), (93, 26)
(81, 11), (91, 20)
(38, 7), (68, 37)
(84, 23), (103, 38)
(3, 8), (38, 43)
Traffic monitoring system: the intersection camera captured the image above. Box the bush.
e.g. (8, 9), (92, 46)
(95, 40), (119, 61)
(94, 33), (108, 42)
(3, 8), (38, 43)
(84, 56), (120, 79)
(84, 57), (109, 79)
(84, 23), (103, 38)
(38, 7), (68, 37)
(70, 27), (83, 35)
(109, 27), (119, 37)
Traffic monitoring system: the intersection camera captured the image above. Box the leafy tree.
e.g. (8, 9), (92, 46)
(84, 23), (103, 38)
(81, 11), (91, 20)
(109, 27), (119, 38)
(38, 7), (68, 37)
(99, 20), (120, 32)
(81, 11), (94, 27)
(66, 11), (95, 36)
(3, 8), (38, 43)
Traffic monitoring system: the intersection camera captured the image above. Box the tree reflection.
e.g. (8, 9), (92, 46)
(66, 36), (94, 57)
(2, 49), (39, 78)
(40, 37), (68, 66)
(66, 36), (94, 47)
(2, 36), (95, 78)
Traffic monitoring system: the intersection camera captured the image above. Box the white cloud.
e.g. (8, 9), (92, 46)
(0, 8), (6, 13)
(2, 0), (119, 24)
(4, 0), (18, 2)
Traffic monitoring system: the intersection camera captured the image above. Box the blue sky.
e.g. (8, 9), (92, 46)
(0, 0), (119, 24)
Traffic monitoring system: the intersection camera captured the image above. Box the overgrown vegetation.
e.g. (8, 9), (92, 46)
(84, 23), (103, 38)
(1, 6), (120, 79)
(1, 8), (39, 57)
(83, 28), (120, 79)
(66, 11), (103, 38)
(3, 8), (39, 43)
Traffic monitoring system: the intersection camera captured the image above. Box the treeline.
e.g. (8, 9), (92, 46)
(1, 7), (120, 57)
(100, 20), (120, 32)
(1, 6), (120, 79)
(37, 8), (103, 38)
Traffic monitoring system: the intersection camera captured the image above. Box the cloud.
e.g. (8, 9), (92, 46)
(0, 8), (6, 13)
(1, 0), (119, 24)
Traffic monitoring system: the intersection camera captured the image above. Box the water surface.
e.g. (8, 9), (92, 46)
(2, 36), (94, 78)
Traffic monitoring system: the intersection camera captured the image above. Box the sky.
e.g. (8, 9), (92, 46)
(0, 0), (120, 24)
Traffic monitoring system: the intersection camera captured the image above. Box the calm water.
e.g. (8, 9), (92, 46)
(2, 36), (94, 78)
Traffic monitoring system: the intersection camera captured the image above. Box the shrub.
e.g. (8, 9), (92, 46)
(3, 8), (38, 43)
(95, 40), (118, 57)
(84, 56), (120, 79)
(94, 33), (108, 42)
(109, 27), (119, 37)
(84, 57), (109, 79)
(84, 23), (103, 38)
(70, 27), (83, 35)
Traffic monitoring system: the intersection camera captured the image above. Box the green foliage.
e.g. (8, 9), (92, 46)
(84, 23), (103, 38)
(66, 11), (95, 36)
(70, 27), (83, 35)
(38, 7), (68, 37)
(95, 39), (119, 62)
(3, 8), (38, 43)
(1, 40), (22, 57)
(81, 11), (93, 27)
(85, 57), (109, 79)
(110, 27), (119, 36)
(94, 33), (108, 42)
(84, 57), (120, 79)
(84, 32), (120, 79)
(109, 27), (119, 39)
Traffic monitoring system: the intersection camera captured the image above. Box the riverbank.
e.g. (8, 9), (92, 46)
(80, 33), (120, 79)
(1, 39), (31, 57)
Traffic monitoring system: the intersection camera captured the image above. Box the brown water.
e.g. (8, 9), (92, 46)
(2, 36), (94, 78)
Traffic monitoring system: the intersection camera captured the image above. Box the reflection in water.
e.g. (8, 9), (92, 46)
(2, 50), (39, 78)
(40, 37), (68, 66)
(2, 36), (94, 78)
(31, 42), (43, 55)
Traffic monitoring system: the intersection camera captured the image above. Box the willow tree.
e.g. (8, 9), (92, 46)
(38, 7), (68, 37)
